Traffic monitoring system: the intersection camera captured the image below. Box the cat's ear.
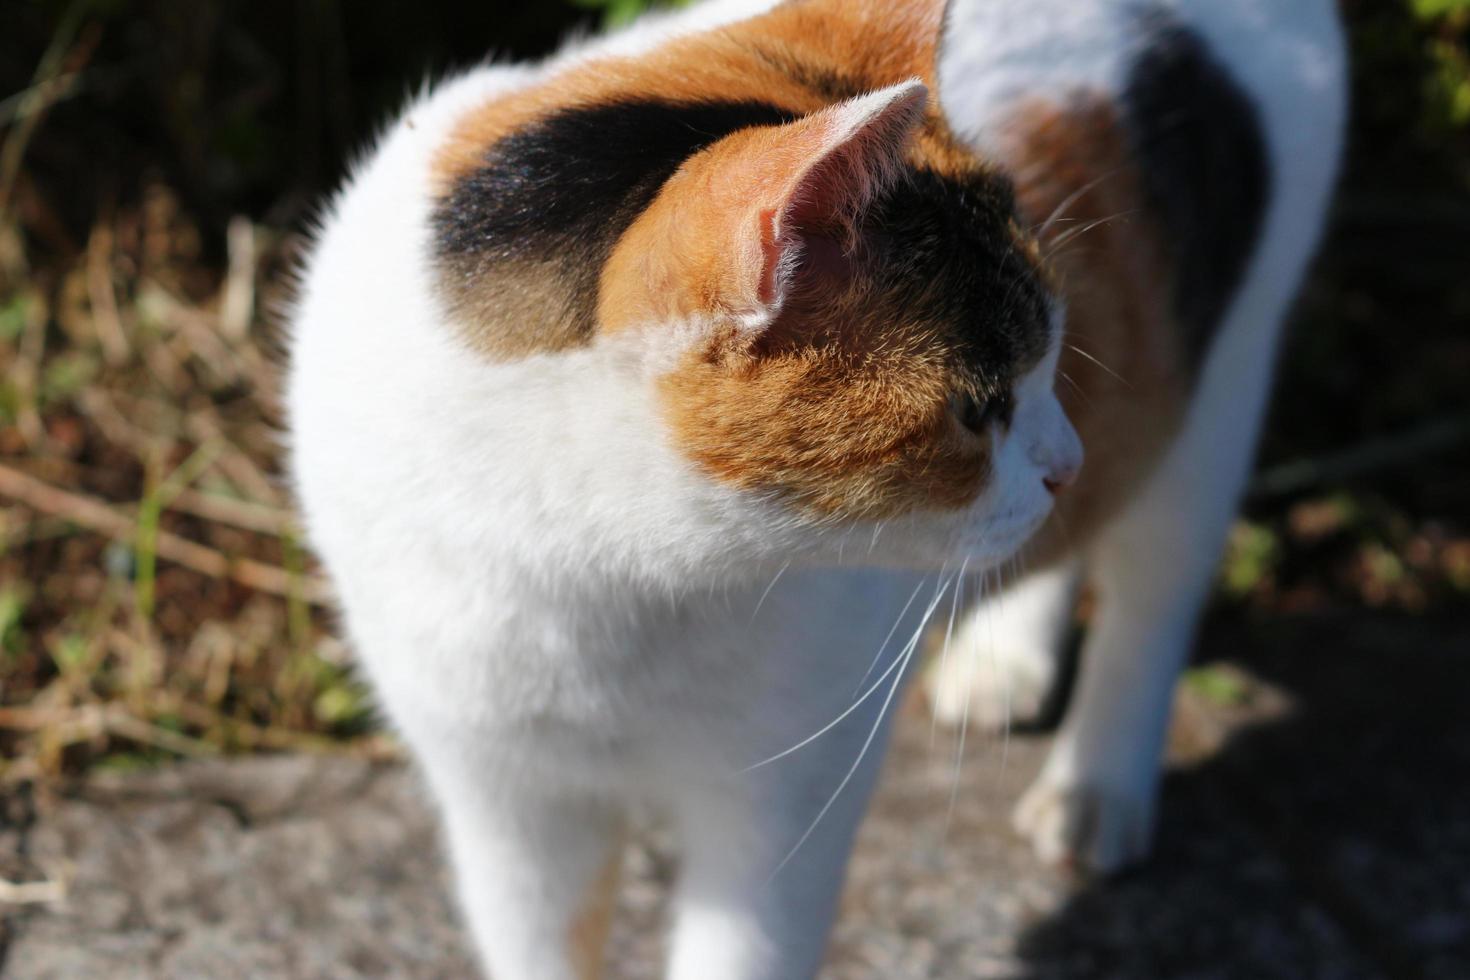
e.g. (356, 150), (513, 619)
(733, 80), (929, 313)
(600, 80), (928, 345)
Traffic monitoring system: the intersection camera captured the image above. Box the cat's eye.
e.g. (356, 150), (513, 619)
(951, 390), (1014, 436)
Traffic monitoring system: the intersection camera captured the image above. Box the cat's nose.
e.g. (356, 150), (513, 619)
(1035, 397), (1082, 496)
(1042, 465), (1078, 496)
(1042, 442), (1082, 496)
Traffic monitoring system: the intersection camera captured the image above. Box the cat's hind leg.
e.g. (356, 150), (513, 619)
(925, 560), (1080, 731)
(1012, 308), (1283, 874)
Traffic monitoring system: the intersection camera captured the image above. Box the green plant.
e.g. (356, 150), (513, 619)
(570, 0), (690, 29)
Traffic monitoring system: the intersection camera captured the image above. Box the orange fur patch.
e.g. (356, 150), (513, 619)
(568, 842), (623, 980)
(596, 83), (926, 338)
(431, 0), (990, 362)
(658, 299), (991, 520)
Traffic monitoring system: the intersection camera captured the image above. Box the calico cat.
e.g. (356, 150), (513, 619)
(287, 0), (1345, 976)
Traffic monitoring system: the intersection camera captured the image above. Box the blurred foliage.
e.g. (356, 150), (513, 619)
(573, 0), (690, 30)
(1, 0), (1467, 781)
(1351, 0), (1470, 166)
(1183, 665), (1252, 708)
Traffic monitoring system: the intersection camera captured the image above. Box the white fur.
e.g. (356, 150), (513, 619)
(288, 2), (1079, 977)
(933, 0), (1348, 872)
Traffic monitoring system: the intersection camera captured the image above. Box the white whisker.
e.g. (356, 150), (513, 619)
(1036, 168), (1123, 240)
(765, 572), (956, 883)
(765, 632), (915, 883)
(750, 562), (790, 622)
(1044, 208), (1137, 257)
(1057, 369), (1094, 410)
(1066, 342), (1131, 388)
(869, 520), (888, 552)
(990, 567), (1015, 774)
(931, 558), (969, 750)
(943, 569), (973, 840)
(853, 577), (928, 696)
(745, 575), (951, 773)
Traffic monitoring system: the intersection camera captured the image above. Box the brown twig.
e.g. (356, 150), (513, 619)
(169, 488), (297, 536)
(184, 411), (283, 507)
(74, 387), (159, 456)
(158, 697), (402, 760)
(86, 221), (130, 365)
(0, 703), (217, 757)
(13, 286), (47, 447)
(1250, 411), (1470, 500)
(220, 216), (256, 341)
(0, 462), (328, 604)
(0, 11), (100, 216)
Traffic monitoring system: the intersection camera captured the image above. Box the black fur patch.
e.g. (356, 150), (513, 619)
(1124, 16), (1271, 368)
(434, 98), (795, 348)
(867, 168), (1052, 392)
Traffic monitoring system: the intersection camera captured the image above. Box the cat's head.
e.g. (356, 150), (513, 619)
(600, 81), (1080, 569)
(431, 8), (1081, 576)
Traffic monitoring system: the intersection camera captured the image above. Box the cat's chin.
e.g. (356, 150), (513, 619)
(950, 504), (1056, 571)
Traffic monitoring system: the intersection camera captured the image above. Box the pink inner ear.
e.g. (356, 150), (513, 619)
(756, 157), (866, 308)
(757, 206), (858, 310)
(722, 81), (926, 321)
(794, 231), (855, 291)
(753, 90), (924, 310)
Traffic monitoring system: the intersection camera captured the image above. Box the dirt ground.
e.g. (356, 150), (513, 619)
(3, 611), (1466, 979)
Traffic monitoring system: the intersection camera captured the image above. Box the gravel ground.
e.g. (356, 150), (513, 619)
(2, 612), (1466, 979)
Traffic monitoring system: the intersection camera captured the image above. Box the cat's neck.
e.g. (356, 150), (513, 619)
(399, 333), (828, 598)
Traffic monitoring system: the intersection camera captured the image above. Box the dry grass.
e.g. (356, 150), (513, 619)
(0, 183), (398, 788)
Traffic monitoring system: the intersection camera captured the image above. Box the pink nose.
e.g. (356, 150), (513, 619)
(1043, 463), (1080, 496)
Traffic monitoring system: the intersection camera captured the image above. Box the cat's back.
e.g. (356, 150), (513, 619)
(287, 0), (779, 390)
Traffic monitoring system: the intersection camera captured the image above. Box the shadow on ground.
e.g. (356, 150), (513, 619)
(1016, 614), (1470, 980)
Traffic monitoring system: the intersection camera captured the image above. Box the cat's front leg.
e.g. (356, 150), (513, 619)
(424, 756), (624, 980)
(666, 686), (904, 980)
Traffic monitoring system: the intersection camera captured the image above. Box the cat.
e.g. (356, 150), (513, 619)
(286, 0), (1345, 977)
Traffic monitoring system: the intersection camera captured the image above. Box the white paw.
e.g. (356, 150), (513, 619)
(1012, 776), (1156, 875)
(923, 638), (1054, 731)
